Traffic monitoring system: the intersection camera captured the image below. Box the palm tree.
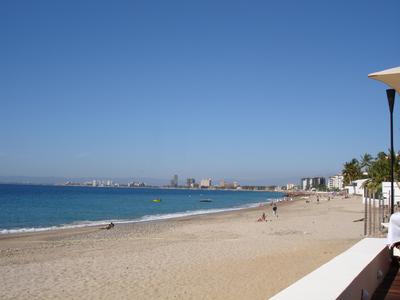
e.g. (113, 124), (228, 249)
(360, 153), (373, 174)
(342, 158), (362, 186)
(366, 153), (390, 190)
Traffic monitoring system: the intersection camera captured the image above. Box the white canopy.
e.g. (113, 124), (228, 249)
(368, 66), (400, 94)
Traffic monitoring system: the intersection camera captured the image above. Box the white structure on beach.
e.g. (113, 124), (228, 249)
(382, 182), (400, 205)
(361, 182), (399, 207)
(328, 174), (344, 190)
(200, 178), (212, 188)
(344, 179), (368, 195)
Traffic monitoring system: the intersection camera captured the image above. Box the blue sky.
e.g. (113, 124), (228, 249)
(0, 0), (399, 185)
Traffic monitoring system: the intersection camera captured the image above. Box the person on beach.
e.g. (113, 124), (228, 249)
(105, 222), (114, 230)
(257, 212), (267, 222)
(317, 196), (320, 204)
(272, 204), (278, 217)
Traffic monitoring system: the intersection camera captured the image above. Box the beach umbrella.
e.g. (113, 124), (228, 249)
(368, 66), (400, 94)
(368, 66), (399, 215)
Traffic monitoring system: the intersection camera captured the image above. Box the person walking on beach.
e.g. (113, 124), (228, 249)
(272, 204), (278, 217)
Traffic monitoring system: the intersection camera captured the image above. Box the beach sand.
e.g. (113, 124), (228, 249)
(0, 194), (364, 299)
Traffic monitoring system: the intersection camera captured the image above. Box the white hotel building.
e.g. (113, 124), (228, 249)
(200, 178), (212, 188)
(328, 174), (344, 190)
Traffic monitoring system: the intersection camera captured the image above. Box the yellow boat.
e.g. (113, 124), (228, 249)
(152, 199), (161, 203)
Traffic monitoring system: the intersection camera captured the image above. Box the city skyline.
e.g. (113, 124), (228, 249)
(0, 171), (336, 187)
(1, 1), (399, 182)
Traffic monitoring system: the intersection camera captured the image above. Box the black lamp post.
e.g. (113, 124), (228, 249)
(387, 89), (396, 214)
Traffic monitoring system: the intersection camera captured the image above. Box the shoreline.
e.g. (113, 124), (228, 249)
(0, 194), (291, 236)
(0, 193), (364, 299)
(0, 196), (289, 239)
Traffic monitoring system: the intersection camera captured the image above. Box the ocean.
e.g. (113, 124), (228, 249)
(0, 184), (283, 234)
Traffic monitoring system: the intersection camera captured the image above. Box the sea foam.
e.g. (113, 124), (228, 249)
(0, 201), (265, 234)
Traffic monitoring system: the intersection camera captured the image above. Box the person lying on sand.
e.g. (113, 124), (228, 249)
(104, 222), (114, 230)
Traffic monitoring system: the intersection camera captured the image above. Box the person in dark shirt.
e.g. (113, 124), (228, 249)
(272, 204), (278, 217)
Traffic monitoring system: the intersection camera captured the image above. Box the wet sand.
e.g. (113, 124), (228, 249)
(0, 194), (364, 299)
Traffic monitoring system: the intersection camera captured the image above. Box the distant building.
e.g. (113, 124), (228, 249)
(186, 178), (195, 188)
(225, 182), (236, 189)
(286, 183), (295, 190)
(92, 180), (97, 187)
(170, 174), (178, 187)
(128, 181), (146, 188)
(200, 178), (212, 188)
(328, 174), (344, 190)
(219, 179), (226, 188)
(301, 177), (326, 190)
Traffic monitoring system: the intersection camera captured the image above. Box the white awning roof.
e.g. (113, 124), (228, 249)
(368, 66), (400, 94)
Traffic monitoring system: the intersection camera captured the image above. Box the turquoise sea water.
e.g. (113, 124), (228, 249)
(0, 184), (283, 234)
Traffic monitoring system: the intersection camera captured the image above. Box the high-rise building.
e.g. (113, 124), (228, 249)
(200, 178), (212, 188)
(186, 178), (195, 187)
(301, 177), (326, 190)
(328, 174), (344, 190)
(170, 174), (178, 187)
(286, 183), (295, 190)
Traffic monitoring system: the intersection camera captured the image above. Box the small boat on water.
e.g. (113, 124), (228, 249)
(152, 198), (161, 203)
(200, 199), (212, 203)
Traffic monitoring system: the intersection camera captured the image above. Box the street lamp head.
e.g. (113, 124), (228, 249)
(387, 89), (396, 113)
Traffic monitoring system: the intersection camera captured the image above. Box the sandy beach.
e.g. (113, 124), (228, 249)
(0, 194), (364, 299)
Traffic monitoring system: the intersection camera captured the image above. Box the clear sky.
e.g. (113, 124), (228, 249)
(0, 0), (399, 185)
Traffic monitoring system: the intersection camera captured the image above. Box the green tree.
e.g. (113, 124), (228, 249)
(360, 153), (373, 174)
(366, 152), (390, 190)
(342, 158), (362, 186)
(344, 151), (400, 193)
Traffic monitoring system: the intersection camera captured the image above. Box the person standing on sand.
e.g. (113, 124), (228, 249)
(272, 204), (278, 217)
